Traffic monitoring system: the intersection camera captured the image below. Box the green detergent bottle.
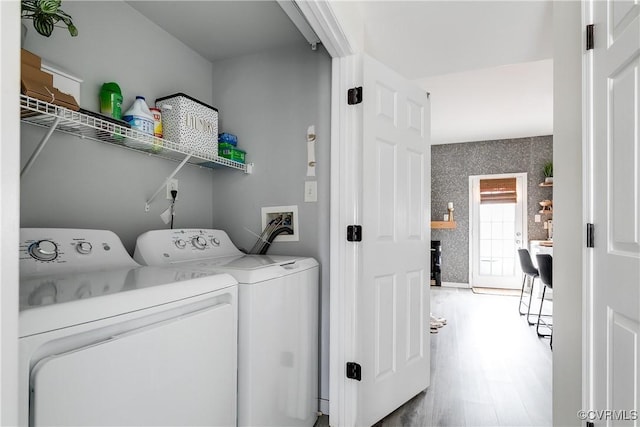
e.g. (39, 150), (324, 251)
(99, 82), (123, 120)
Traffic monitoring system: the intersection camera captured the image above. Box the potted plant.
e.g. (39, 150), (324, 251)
(543, 161), (553, 184)
(21, 0), (78, 38)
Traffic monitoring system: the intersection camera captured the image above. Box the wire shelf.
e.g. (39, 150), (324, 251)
(19, 95), (248, 172)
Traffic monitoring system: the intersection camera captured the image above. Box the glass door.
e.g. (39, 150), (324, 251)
(470, 173), (527, 289)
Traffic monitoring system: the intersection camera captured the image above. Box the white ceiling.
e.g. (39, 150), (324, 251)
(362, 1), (553, 80)
(128, 0), (554, 145)
(417, 59), (553, 144)
(126, 1), (307, 62)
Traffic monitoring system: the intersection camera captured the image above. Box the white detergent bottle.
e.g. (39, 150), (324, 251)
(123, 96), (155, 150)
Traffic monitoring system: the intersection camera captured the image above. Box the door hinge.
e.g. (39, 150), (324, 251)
(586, 24), (594, 50)
(587, 223), (595, 248)
(346, 362), (362, 381)
(347, 225), (362, 242)
(347, 87), (363, 105)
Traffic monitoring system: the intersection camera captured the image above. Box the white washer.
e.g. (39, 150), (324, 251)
(19, 228), (239, 427)
(134, 228), (319, 427)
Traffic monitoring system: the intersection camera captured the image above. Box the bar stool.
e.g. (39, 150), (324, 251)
(517, 248), (539, 325)
(535, 254), (553, 349)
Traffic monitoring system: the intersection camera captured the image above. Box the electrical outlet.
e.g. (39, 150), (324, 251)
(166, 178), (178, 199)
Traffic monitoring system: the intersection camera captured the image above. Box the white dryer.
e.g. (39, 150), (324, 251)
(134, 228), (319, 427)
(19, 228), (238, 427)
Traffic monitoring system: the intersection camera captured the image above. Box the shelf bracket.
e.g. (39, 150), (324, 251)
(21, 117), (62, 178)
(145, 154), (192, 212)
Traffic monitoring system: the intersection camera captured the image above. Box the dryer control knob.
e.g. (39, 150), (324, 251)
(76, 241), (93, 255)
(192, 236), (207, 250)
(211, 237), (221, 247)
(175, 239), (187, 249)
(29, 240), (58, 261)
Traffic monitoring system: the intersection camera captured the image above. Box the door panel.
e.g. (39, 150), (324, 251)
(374, 274), (397, 380)
(376, 139), (397, 239)
(406, 270), (425, 363)
(610, 55), (640, 253)
(609, 310), (638, 416)
(359, 54), (430, 427)
(590, 0), (640, 421)
(408, 150), (426, 240)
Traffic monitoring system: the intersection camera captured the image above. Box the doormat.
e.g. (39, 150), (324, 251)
(472, 287), (521, 297)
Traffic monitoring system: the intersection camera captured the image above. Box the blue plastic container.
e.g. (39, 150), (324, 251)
(218, 132), (238, 146)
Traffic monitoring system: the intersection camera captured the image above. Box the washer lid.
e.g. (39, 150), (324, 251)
(201, 254), (302, 269)
(172, 255), (319, 284)
(19, 266), (237, 337)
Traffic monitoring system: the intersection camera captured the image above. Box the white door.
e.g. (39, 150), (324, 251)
(588, 0), (640, 422)
(355, 54), (431, 426)
(470, 173), (527, 289)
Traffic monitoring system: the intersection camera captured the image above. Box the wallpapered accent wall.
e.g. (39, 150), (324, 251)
(431, 135), (553, 285)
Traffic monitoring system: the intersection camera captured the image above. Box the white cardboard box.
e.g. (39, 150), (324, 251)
(41, 60), (83, 104)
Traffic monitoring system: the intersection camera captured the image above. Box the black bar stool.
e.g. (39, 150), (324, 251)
(517, 248), (539, 325)
(535, 254), (553, 349)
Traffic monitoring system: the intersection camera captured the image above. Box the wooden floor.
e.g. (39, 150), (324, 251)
(373, 287), (552, 427)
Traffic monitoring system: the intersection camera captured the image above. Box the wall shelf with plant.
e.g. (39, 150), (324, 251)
(542, 161), (553, 185)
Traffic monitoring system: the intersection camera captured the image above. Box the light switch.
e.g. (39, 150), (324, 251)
(304, 181), (317, 202)
(535, 214), (541, 223)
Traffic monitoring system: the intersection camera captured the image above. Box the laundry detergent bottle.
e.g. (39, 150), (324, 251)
(123, 96), (158, 151)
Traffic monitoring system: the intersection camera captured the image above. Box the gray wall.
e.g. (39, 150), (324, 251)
(431, 135), (553, 284)
(210, 45), (332, 408)
(20, 1), (217, 252)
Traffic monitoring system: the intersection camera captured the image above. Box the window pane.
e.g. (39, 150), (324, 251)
(480, 240), (491, 257)
(480, 260), (491, 275)
(491, 258), (503, 275)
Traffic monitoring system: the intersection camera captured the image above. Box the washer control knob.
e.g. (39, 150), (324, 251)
(28, 240), (58, 261)
(211, 237), (221, 247)
(76, 241), (93, 255)
(175, 239), (187, 249)
(192, 236), (207, 250)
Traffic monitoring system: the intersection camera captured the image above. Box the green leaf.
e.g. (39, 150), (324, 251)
(21, 0), (38, 12)
(67, 23), (78, 37)
(33, 13), (54, 37)
(37, 0), (60, 14)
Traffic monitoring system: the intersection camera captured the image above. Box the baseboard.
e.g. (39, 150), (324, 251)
(441, 282), (471, 289)
(319, 398), (329, 415)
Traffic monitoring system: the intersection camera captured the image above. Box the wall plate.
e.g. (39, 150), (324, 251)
(261, 205), (299, 242)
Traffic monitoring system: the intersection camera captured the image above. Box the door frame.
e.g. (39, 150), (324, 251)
(0, 1), (21, 425)
(468, 172), (528, 289)
(294, 2), (358, 426)
(582, 0), (594, 415)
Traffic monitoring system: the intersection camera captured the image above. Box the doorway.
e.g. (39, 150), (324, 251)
(470, 173), (527, 289)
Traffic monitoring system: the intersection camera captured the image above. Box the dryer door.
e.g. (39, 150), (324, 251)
(30, 295), (237, 426)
